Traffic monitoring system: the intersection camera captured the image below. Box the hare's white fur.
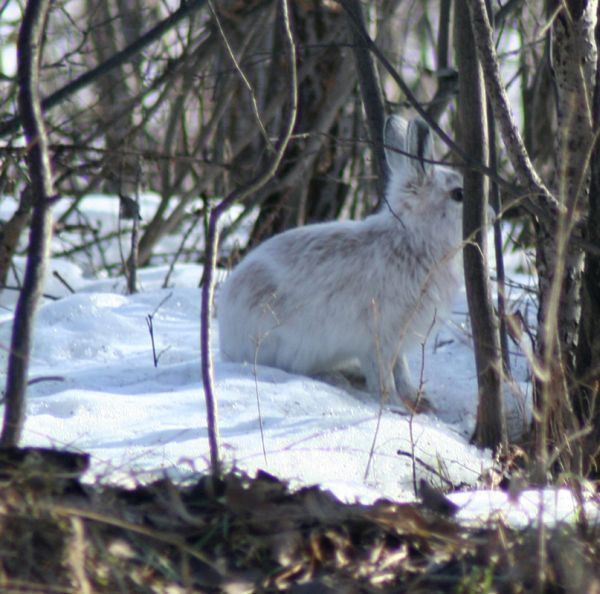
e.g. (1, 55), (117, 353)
(218, 116), (463, 407)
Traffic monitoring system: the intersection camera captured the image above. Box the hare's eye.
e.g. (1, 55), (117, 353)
(450, 188), (463, 203)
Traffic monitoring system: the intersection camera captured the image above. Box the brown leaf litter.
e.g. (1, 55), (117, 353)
(0, 447), (597, 593)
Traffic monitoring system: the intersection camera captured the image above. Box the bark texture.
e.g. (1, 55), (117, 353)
(455, 0), (506, 450)
(576, 0), (600, 474)
(534, 0), (597, 474)
(1, 0), (56, 446)
(342, 0), (387, 204)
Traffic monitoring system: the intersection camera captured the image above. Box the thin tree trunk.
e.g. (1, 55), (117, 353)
(577, 122), (600, 474)
(466, 0), (558, 223)
(1, 0), (55, 446)
(575, 2), (600, 474)
(341, 0), (387, 204)
(534, 0), (597, 475)
(538, 0), (596, 378)
(488, 108), (511, 375)
(455, 0), (506, 451)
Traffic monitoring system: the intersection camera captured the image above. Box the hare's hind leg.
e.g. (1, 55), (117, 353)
(360, 349), (434, 412)
(360, 352), (396, 406)
(393, 355), (434, 413)
(392, 355), (416, 400)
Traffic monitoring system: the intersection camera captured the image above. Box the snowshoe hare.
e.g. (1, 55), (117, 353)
(218, 116), (463, 410)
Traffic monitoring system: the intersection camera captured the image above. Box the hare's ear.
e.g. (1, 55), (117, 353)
(384, 115), (409, 172)
(406, 118), (433, 178)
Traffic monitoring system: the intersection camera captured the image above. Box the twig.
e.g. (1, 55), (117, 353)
(253, 338), (268, 466)
(200, 0), (298, 478)
(52, 270), (76, 294)
(488, 105), (511, 375)
(125, 192), (141, 295)
(396, 450), (455, 487)
(0, 0), (210, 138)
(466, 0), (559, 226)
(338, 0), (513, 195)
(1, 376), (67, 405)
(162, 210), (202, 288)
(127, 237), (139, 288)
(208, 0), (274, 153)
(49, 504), (223, 574)
(410, 313), (437, 496)
(145, 292), (173, 368)
(364, 299), (386, 483)
(0, 285), (60, 301)
(27, 375), (65, 386)
(146, 315), (159, 368)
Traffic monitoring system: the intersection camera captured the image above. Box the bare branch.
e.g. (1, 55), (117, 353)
(337, 0), (520, 199)
(208, 0), (274, 153)
(0, 0), (209, 138)
(200, 0), (299, 477)
(467, 0), (560, 225)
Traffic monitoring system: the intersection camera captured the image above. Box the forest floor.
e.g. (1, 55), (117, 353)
(0, 447), (598, 594)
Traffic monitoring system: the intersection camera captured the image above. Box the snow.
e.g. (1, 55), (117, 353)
(0, 194), (598, 528)
(453, 488), (599, 528)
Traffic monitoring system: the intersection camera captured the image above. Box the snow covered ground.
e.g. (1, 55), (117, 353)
(0, 194), (597, 527)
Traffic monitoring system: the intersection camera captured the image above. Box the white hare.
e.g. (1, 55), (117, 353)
(218, 116), (463, 409)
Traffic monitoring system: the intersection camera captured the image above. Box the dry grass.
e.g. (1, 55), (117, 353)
(0, 447), (598, 593)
